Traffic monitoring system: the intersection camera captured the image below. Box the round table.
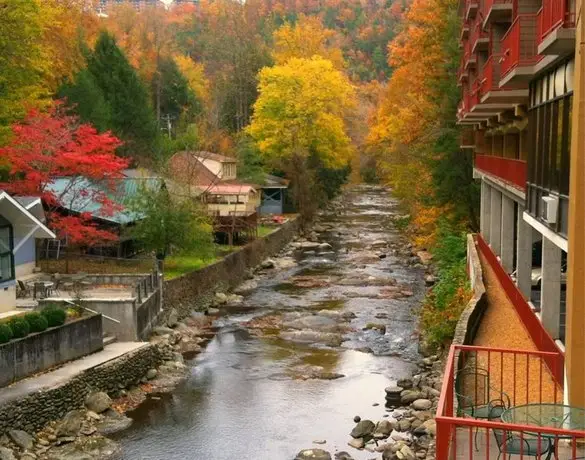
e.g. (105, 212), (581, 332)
(27, 281), (55, 299)
(502, 404), (585, 458)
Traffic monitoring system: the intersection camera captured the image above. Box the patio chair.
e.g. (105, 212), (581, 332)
(488, 405), (554, 460)
(16, 280), (31, 298)
(33, 282), (47, 299)
(456, 367), (511, 450)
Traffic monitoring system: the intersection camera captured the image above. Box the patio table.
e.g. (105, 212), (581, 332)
(27, 280), (55, 299)
(502, 404), (585, 458)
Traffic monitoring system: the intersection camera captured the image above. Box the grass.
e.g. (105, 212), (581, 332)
(258, 225), (277, 237)
(163, 246), (237, 280)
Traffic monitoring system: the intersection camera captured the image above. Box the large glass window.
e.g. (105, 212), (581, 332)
(0, 215), (14, 283)
(527, 59), (573, 237)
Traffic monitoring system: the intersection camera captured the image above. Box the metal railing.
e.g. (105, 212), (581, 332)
(538, 0), (576, 42)
(474, 154), (527, 190)
(475, 234), (564, 377)
(470, 19), (488, 52)
(501, 14), (543, 77)
(435, 345), (585, 460)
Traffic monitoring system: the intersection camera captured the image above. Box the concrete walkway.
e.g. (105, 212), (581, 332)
(0, 342), (147, 405)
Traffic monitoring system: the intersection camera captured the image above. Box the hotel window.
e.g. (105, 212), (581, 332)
(527, 59), (573, 237)
(0, 215), (14, 283)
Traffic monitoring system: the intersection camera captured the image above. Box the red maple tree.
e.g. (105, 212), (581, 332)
(0, 102), (130, 245)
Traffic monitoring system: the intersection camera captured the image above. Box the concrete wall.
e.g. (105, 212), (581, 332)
(0, 344), (162, 435)
(0, 285), (16, 314)
(163, 217), (300, 321)
(0, 314), (103, 387)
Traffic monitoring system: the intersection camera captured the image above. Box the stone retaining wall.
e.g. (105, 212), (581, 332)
(0, 344), (162, 435)
(452, 234), (487, 347)
(162, 218), (300, 320)
(0, 314), (103, 387)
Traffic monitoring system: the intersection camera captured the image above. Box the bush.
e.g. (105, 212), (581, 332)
(8, 317), (30, 339)
(0, 323), (13, 344)
(41, 306), (67, 327)
(24, 312), (49, 333)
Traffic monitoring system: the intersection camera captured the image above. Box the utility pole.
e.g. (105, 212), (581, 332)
(565, 0), (585, 408)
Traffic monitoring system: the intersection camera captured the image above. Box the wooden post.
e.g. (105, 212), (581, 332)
(566, 0), (585, 408)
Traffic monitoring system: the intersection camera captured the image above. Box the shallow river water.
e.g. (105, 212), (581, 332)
(115, 186), (425, 460)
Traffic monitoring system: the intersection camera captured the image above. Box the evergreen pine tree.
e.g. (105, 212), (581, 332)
(87, 32), (158, 155)
(59, 69), (112, 132)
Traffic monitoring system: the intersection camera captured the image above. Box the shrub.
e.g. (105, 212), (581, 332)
(0, 324), (13, 344)
(41, 306), (67, 327)
(24, 312), (49, 333)
(8, 317), (30, 339)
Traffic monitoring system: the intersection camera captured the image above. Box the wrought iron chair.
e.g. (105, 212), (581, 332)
(455, 366), (511, 450)
(488, 405), (554, 460)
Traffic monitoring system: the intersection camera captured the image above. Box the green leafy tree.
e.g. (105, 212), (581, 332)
(87, 32), (158, 156)
(235, 134), (266, 185)
(128, 186), (214, 260)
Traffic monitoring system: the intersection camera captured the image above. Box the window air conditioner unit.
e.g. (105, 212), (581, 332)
(541, 195), (559, 224)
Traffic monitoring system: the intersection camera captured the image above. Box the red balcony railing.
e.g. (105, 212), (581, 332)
(470, 79), (481, 108)
(474, 154), (526, 190)
(435, 345), (584, 460)
(470, 19), (488, 51)
(479, 54), (502, 95)
(501, 14), (543, 77)
(481, 0), (514, 21)
(538, 0), (576, 42)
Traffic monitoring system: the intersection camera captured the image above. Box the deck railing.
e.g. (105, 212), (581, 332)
(474, 154), (527, 190)
(436, 345), (584, 460)
(470, 19), (488, 51)
(475, 234), (564, 373)
(479, 55), (504, 95)
(481, 0), (514, 21)
(501, 14), (542, 77)
(538, 0), (576, 42)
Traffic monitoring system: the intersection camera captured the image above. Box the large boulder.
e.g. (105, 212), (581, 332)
(374, 420), (394, 437)
(400, 390), (424, 405)
(56, 410), (86, 437)
(412, 399), (433, 411)
(166, 308), (179, 328)
(350, 419), (375, 439)
(295, 449), (332, 460)
(45, 436), (120, 460)
(261, 259), (275, 269)
(7, 430), (33, 451)
(96, 410), (133, 435)
(334, 452), (354, 460)
(85, 392), (112, 414)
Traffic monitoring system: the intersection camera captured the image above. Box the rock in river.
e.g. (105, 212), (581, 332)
(85, 392), (112, 414)
(0, 447), (16, 460)
(46, 436), (120, 460)
(412, 399), (433, 411)
(350, 419), (375, 438)
(56, 410), (86, 437)
(7, 430), (33, 451)
(295, 448), (332, 460)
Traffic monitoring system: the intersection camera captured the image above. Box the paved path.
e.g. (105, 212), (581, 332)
(0, 342), (147, 405)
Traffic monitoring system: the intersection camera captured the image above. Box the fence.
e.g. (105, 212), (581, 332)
(436, 345), (585, 460)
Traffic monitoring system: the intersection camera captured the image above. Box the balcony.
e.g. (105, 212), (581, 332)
(474, 154), (527, 190)
(463, 40), (477, 69)
(481, 0), (513, 26)
(436, 344), (585, 460)
(478, 54), (529, 105)
(470, 20), (489, 54)
(465, 0), (479, 21)
(537, 0), (576, 55)
(500, 14), (543, 85)
(461, 20), (471, 40)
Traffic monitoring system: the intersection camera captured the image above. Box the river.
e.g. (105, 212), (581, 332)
(114, 186), (425, 460)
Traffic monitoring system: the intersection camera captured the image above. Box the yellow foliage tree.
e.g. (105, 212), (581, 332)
(248, 56), (355, 219)
(272, 15), (346, 70)
(174, 55), (210, 104)
(248, 56), (355, 169)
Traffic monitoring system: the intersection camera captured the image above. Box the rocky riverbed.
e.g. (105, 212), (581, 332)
(0, 185), (440, 460)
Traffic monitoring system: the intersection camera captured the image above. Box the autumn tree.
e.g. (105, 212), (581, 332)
(272, 15), (345, 69)
(0, 102), (129, 245)
(248, 56), (355, 219)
